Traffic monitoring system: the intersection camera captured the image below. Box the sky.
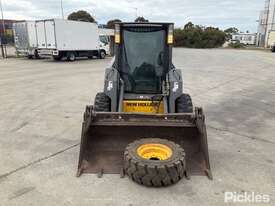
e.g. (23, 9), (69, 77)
(1, 0), (264, 32)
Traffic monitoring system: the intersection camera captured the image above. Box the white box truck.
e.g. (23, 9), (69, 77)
(36, 19), (109, 61)
(268, 31), (275, 52)
(13, 21), (39, 58)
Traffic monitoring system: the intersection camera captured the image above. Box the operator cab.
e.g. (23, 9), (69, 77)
(114, 23), (174, 94)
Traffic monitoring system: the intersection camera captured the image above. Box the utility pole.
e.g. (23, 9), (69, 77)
(61, 0), (64, 19)
(264, 0), (270, 48)
(0, 0), (6, 58)
(134, 7), (138, 19)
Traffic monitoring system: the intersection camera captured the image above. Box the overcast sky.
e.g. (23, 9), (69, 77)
(2, 0), (264, 32)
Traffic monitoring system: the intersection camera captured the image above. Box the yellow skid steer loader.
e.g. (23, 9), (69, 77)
(77, 22), (212, 187)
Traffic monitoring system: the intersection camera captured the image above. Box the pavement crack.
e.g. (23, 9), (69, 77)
(9, 186), (36, 200)
(10, 121), (29, 132)
(0, 143), (80, 180)
(193, 76), (243, 97)
(208, 125), (275, 145)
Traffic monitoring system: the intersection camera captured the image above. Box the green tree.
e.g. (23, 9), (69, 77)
(184, 22), (194, 30)
(224, 27), (239, 34)
(134, 16), (149, 23)
(174, 22), (226, 48)
(224, 27), (239, 41)
(107, 19), (122, 29)
(67, 10), (95, 22)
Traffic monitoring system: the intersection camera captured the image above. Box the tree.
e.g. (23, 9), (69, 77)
(184, 22), (194, 30)
(107, 19), (122, 29)
(174, 22), (226, 48)
(68, 10), (95, 22)
(134, 16), (149, 23)
(224, 27), (239, 41)
(224, 27), (239, 34)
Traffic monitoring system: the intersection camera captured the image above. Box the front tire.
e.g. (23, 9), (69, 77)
(94, 92), (111, 112)
(176, 93), (193, 113)
(34, 50), (40, 59)
(124, 138), (186, 187)
(99, 50), (106, 59)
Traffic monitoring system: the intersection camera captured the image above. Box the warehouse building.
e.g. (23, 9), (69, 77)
(257, 0), (275, 47)
(232, 33), (256, 45)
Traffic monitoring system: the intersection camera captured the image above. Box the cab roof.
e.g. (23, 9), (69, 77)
(117, 22), (174, 27)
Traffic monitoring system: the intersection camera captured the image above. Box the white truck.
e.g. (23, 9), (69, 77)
(36, 19), (109, 61)
(13, 21), (39, 58)
(267, 31), (275, 52)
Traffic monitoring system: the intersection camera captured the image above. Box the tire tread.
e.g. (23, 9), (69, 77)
(124, 138), (186, 187)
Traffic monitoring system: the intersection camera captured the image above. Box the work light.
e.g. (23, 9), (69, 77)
(167, 24), (174, 44)
(115, 24), (121, 44)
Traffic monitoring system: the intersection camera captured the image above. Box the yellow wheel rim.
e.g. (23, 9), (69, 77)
(137, 143), (172, 161)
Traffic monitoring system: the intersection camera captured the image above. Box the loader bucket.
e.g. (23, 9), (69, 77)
(77, 107), (212, 179)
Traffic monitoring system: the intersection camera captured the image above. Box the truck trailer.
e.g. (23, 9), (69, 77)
(36, 19), (109, 61)
(13, 21), (39, 58)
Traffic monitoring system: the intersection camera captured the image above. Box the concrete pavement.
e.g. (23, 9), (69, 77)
(0, 49), (274, 205)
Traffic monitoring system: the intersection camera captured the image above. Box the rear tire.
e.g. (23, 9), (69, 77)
(67, 52), (76, 61)
(272, 46), (275, 53)
(124, 138), (186, 187)
(176, 93), (193, 113)
(94, 92), (111, 112)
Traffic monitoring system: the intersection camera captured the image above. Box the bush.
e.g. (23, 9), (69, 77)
(228, 42), (245, 49)
(174, 22), (226, 48)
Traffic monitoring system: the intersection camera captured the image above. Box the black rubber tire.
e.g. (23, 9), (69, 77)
(176, 93), (193, 113)
(67, 52), (76, 61)
(124, 138), (186, 187)
(94, 92), (111, 112)
(99, 50), (106, 59)
(272, 46), (275, 53)
(34, 50), (40, 59)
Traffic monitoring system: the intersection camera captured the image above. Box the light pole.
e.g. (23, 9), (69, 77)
(134, 7), (138, 19)
(61, 0), (64, 19)
(0, 0), (6, 58)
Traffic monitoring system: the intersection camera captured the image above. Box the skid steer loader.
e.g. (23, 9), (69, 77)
(77, 22), (212, 187)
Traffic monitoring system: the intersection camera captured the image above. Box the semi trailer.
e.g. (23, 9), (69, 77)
(13, 21), (39, 58)
(36, 19), (109, 61)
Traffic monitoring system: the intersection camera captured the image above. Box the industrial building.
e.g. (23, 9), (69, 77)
(232, 33), (256, 45)
(257, 0), (275, 47)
